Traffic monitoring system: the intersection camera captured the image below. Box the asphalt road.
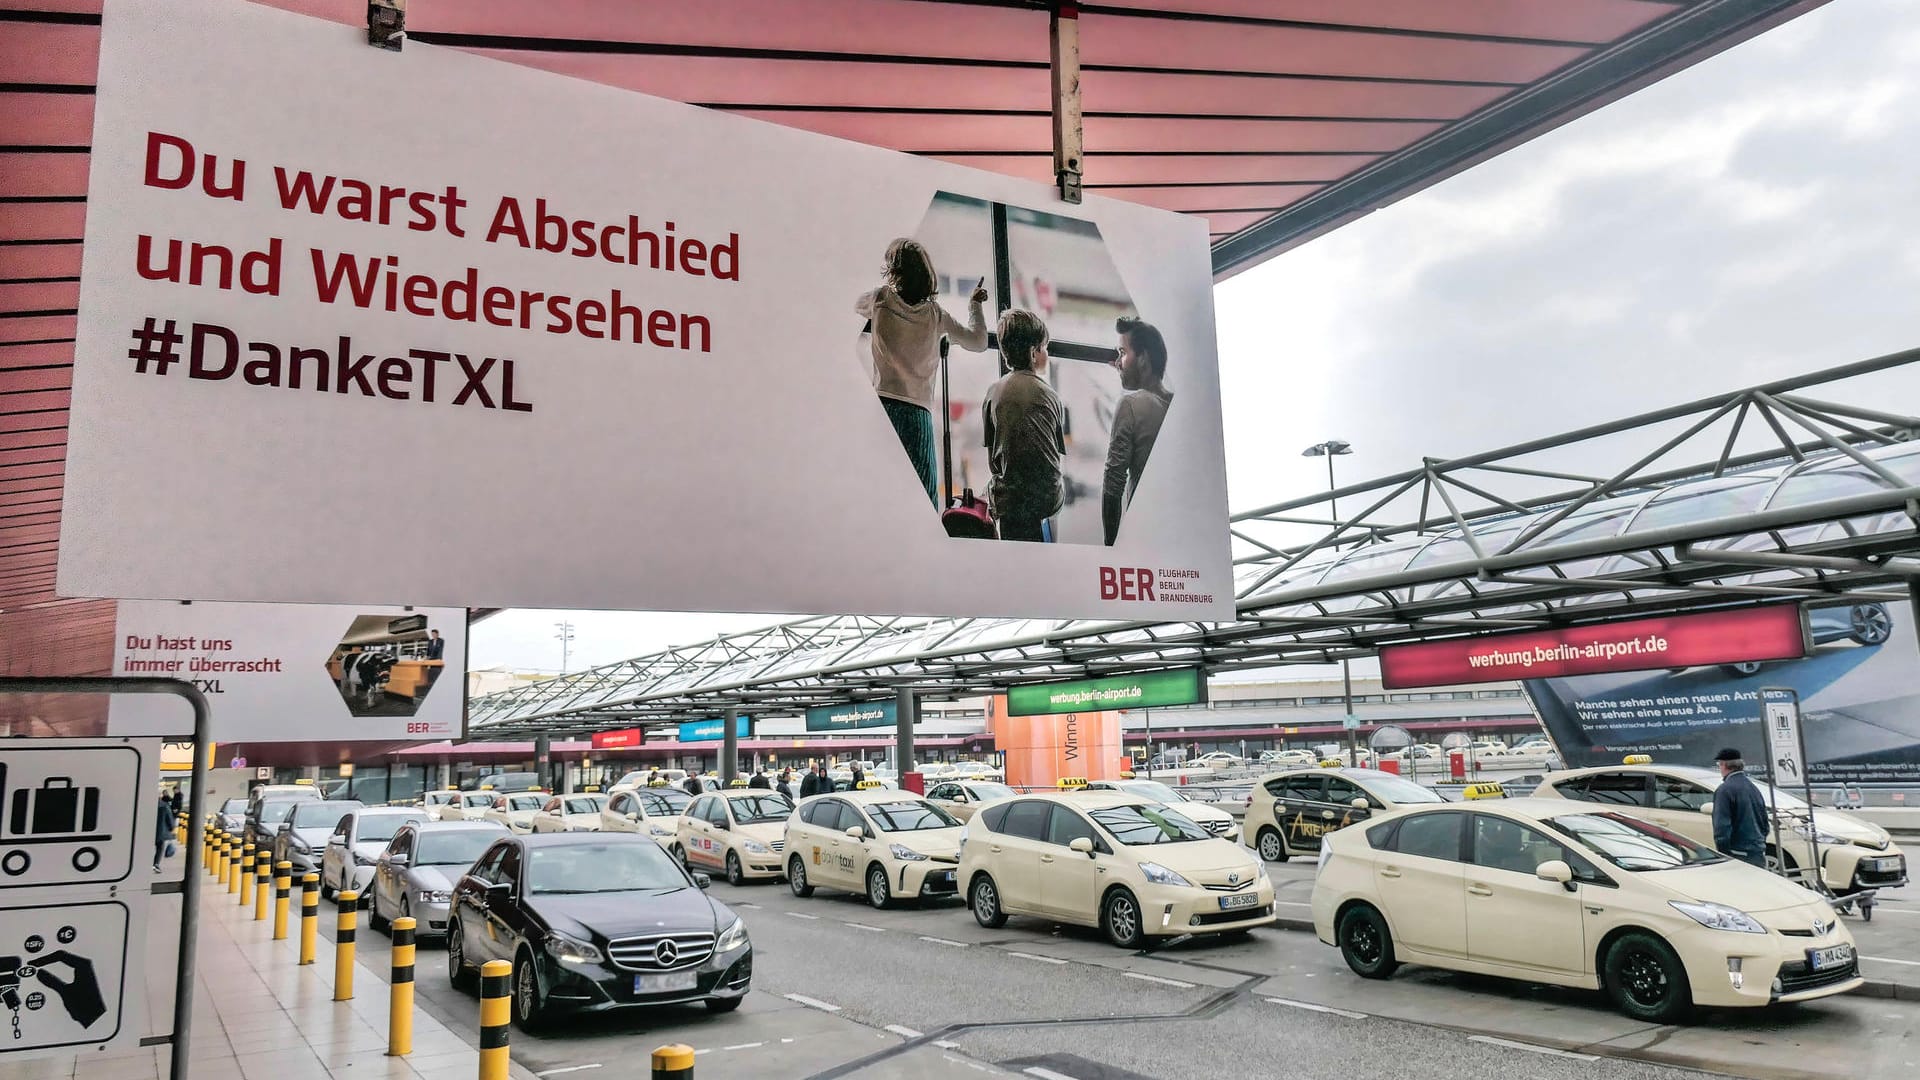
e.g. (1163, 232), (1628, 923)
(320, 865), (1920, 1080)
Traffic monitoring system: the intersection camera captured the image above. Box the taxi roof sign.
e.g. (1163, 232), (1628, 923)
(647, 779), (670, 787)
(1317, 759), (1342, 768)
(1462, 782), (1507, 800)
(727, 778), (750, 787)
(1622, 754), (1654, 765)
(855, 780), (885, 789)
(1056, 777), (1089, 789)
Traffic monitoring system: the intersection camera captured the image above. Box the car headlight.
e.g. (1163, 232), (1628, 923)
(1137, 862), (1193, 888)
(416, 889), (451, 904)
(290, 839), (312, 855)
(740, 839), (770, 855)
(716, 917), (749, 953)
(1669, 900), (1765, 934)
(888, 844), (928, 861)
(544, 930), (602, 964)
(648, 823), (674, 836)
(1789, 823), (1843, 844)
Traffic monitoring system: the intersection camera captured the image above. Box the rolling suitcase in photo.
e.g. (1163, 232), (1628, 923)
(937, 336), (997, 539)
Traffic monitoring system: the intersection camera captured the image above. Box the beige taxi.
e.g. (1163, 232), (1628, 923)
(528, 793), (607, 833)
(481, 791), (547, 833)
(960, 792), (1274, 949)
(450, 791), (499, 821)
(785, 788), (965, 908)
(599, 786), (693, 847)
(420, 790), (463, 821)
(1245, 767), (1449, 863)
(1532, 761), (1907, 911)
(923, 779), (1017, 822)
(675, 789), (795, 885)
(1311, 797), (1862, 1021)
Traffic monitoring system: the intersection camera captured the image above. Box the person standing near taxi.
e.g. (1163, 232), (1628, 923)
(1711, 748), (1770, 868)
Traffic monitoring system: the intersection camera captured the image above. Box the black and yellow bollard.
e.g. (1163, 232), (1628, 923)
(299, 873), (320, 965)
(651, 1044), (695, 1079)
(239, 843), (255, 904)
(207, 830), (220, 876)
(175, 811), (187, 846)
(478, 960), (512, 1080)
(273, 861), (292, 939)
(334, 890), (357, 1001)
(388, 917), (415, 1056)
(224, 837), (238, 892)
(254, 853), (271, 921)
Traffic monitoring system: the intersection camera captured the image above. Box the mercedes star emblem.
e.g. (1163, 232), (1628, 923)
(654, 939), (679, 966)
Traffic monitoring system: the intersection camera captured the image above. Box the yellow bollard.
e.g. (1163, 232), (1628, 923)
(273, 861), (292, 939)
(651, 1045), (695, 1079)
(206, 829), (219, 876)
(254, 853), (271, 921)
(388, 917), (415, 1056)
(238, 843), (255, 901)
(222, 836), (236, 890)
(175, 811), (187, 846)
(299, 873), (319, 965)
(334, 890), (357, 1000)
(478, 960), (512, 1080)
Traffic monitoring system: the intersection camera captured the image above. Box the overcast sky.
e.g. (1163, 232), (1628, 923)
(472, 0), (1920, 674)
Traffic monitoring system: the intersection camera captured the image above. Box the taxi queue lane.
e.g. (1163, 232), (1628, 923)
(300, 848), (1920, 1080)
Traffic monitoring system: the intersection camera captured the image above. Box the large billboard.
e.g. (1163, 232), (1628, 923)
(58, 0), (1233, 622)
(1007, 668), (1206, 717)
(108, 600), (465, 742)
(1528, 600), (1919, 784)
(805, 701), (898, 733)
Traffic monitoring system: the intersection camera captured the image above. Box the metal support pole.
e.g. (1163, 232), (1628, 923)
(389, 917), (416, 1056)
(335, 890), (358, 1000)
(896, 687), (918, 775)
(721, 712), (740, 785)
(300, 873), (320, 965)
(273, 861), (292, 939)
(479, 960), (514, 1080)
(1049, 2), (1083, 203)
(534, 733), (551, 791)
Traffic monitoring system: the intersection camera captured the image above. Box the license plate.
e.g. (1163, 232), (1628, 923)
(1218, 891), (1262, 910)
(1808, 943), (1854, 971)
(939, 870), (955, 883)
(635, 971), (699, 993)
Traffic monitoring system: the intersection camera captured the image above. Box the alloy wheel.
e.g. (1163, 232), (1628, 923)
(1346, 917), (1382, 964)
(868, 866), (890, 908)
(1106, 892), (1140, 946)
(1619, 946), (1669, 1009)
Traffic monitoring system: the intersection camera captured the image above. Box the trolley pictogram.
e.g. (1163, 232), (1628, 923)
(0, 768), (112, 879)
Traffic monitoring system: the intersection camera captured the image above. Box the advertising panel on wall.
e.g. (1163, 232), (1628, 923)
(108, 600), (466, 742)
(805, 701), (898, 733)
(678, 716), (750, 744)
(1527, 600), (1919, 784)
(58, 0), (1233, 622)
(995, 709), (1125, 790)
(1006, 668), (1206, 717)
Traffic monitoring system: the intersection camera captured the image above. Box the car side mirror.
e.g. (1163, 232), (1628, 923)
(486, 880), (513, 898)
(1320, 809), (1336, 820)
(1350, 798), (1369, 810)
(693, 872), (711, 889)
(1535, 860), (1575, 891)
(846, 826), (865, 840)
(1698, 804), (1714, 814)
(627, 812), (640, 821)
(388, 853), (408, 868)
(1069, 837), (1095, 856)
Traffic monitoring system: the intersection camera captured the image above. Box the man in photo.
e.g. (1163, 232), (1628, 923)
(982, 309), (1065, 543)
(425, 628), (445, 686)
(1102, 316), (1174, 546)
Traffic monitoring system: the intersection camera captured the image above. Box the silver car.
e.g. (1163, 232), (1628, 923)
(369, 821), (506, 939)
(321, 807), (427, 900)
(273, 799), (364, 877)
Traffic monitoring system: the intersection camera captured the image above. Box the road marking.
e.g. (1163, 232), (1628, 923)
(1265, 997), (1366, 1019)
(535, 1067), (603, 1076)
(1006, 951), (1069, 965)
(1863, 955), (1920, 966)
(885, 1024), (923, 1038)
(786, 911), (821, 920)
(1467, 1035), (1597, 1061)
(934, 1040), (962, 1049)
(722, 1042), (764, 1051)
(784, 993), (842, 1012)
(919, 935), (969, 948)
(1123, 971), (1195, 988)
(1024, 1068), (1083, 1080)
(845, 922), (887, 933)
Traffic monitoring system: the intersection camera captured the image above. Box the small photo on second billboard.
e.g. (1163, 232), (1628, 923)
(325, 614), (448, 718)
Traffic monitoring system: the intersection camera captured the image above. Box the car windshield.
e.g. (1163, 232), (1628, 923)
(416, 830), (501, 866)
(1090, 805), (1210, 845)
(506, 795), (544, 811)
(964, 783), (1015, 802)
(1547, 812), (1725, 871)
(1118, 781), (1186, 803)
(357, 814), (420, 843)
(257, 800), (306, 824)
(426, 793), (457, 805)
(653, 790), (693, 811)
(1663, 766), (1810, 811)
(462, 794), (494, 807)
(1358, 776), (1445, 804)
(564, 797), (605, 815)
(292, 801), (361, 827)
(727, 794), (793, 824)
(529, 842), (688, 894)
(864, 801), (959, 832)
(220, 799), (247, 814)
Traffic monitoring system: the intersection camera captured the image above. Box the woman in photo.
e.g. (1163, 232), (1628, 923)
(856, 238), (990, 506)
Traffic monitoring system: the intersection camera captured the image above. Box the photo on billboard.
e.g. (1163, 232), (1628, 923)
(326, 613), (450, 718)
(1526, 599), (1917, 783)
(58, 0), (1234, 622)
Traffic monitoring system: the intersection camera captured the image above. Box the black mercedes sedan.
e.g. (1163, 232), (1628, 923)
(445, 832), (751, 1025)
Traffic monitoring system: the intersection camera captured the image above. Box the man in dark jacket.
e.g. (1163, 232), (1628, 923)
(748, 770), (770, 790)
(1712, 748), (1770, 868)
(776, 769), (796, 800)
(683, 773), (704, 797)
(799, 767), (820, 799)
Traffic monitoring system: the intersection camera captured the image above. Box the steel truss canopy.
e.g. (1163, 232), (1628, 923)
(0, 0), (1830, 677)
(468, 349), (1920, 736)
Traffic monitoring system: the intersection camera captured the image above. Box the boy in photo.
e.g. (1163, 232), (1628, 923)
(982, 309), (1065, 542)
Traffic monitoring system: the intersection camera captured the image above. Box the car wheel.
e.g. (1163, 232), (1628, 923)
(320, 878), (335, 902)
(969, 874), (1007, 929)
(705, 996), (744, 1013)
(1102, 888), (1146, 950)
(512, 950), (545, 1028)
(446, 920), (476, 992)
(399, 897), (412, 931)
(788, 855), (814, 898)
(1849, 604), (1893, 645)
(726, 851), (745, 887)
(1604, 932), (1691, 1023)
(1720, 661), (1765, 677)
(670, 843), (688, 869)
(866, 864), (892, 910)
(1765, 846), (1798, 876)
(1337, 904), (1398, 979)
(1257, 828), (1289, 863)
(369, 899), (389, 934)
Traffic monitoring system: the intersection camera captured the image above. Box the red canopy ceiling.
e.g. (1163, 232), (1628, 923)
(0, 0), (1825, 689)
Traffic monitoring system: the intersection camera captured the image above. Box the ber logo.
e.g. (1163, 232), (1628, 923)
(1099, 567), (1156, 601)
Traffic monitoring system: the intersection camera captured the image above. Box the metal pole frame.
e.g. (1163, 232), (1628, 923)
(0, 676), (209, 1080)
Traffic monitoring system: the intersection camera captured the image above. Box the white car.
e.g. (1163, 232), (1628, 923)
(451, 791), (498, 821)
(600, 787), (693, 847)
(320, 806), (426, 899)
(529, 793), (608, 833)
(676, 790), (795, 884)
(481, 792), (547, 833)
(785, 789), (965, 907)
(420, 791), (463, 821)
(610, 769), (688, 792)
(924, 780), (1018, 823)
(1259, 750), (1316, 768)
(1313, 798), (1863, 1021)
(1192, 752), (1245, 770)
(1079, 779), (1240, 842)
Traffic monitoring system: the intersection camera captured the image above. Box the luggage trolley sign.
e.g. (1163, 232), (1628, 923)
(0, 745), (145, 888)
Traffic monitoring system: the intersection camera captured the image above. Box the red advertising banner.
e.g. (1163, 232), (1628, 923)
(590, 728), (644, 750)
(1379, 606), (1808, 689)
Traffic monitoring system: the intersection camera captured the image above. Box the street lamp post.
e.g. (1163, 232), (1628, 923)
(554, 620), (576, 673)
(1302, 440), (1356, 764)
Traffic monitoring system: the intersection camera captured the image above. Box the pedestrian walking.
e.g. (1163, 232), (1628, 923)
(1711, 747), (1770, 868)
(153, 790), (173, 872)
(776, 769), (796, 800)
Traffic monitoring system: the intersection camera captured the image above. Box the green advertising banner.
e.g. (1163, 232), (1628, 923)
(805, 700), (899, 732)
(1006, 668), (1206, 716)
